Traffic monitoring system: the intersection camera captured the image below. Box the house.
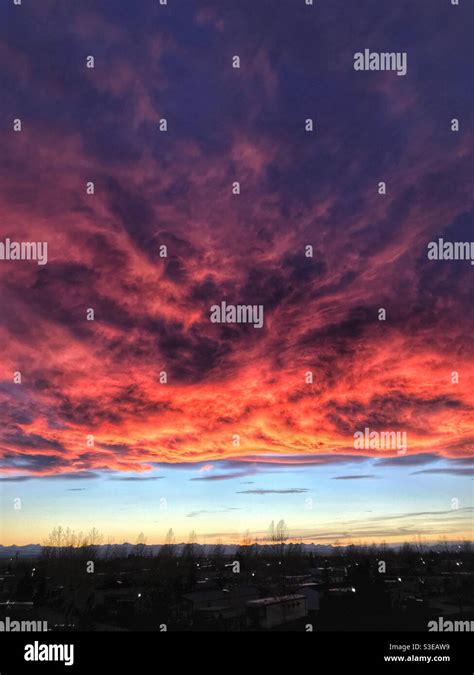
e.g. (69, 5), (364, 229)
(246, 595), (307, 629)
(311, 567), (347, 584)
(297, 583), (320, 612)
(181, 586), (259, 624)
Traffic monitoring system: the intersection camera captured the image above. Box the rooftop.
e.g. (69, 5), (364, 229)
(247, 595), (305, 607)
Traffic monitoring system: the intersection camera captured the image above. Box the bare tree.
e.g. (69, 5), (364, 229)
(161, 528), (176, 557)
(136, 532), (147, 557)
(183, 530), (197, 559)
(278, 520), (289, 557)
(212, 538), (225, 560)
(43, 526), (104, 559)
(88, 528), (103, 546)
(268, 519), (288, 558)
(241, 530), (252, 548)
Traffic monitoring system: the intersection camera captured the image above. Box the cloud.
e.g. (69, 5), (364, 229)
(450, 456), (474, 465)
(190, 471), (254, 482)
(109, 476), (164, 481)
(411, 468), (474, 477)
(198, 464), (214, 473)
(186, 508), (241, 518)
(236, 488), (309, 495)
(220, 455), (370, 468)
(0, 0), (472, 488)
(376, 453), (441, 467)
(332, 475), (378, 480)
(368, 507), (474, 523)
(0, 453), (67, 473)
(0, 471), (99, 482)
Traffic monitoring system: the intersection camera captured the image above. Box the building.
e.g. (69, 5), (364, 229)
(311, 567), (347, 584)
(297, 583), (321, 612)
(181, 586), (259, 625)
(246, 595), (307, 629)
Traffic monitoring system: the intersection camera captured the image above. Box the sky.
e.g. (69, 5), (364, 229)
(0, 0), (473, 547)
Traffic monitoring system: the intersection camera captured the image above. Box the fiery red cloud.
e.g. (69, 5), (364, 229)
(0, 0), (473, 479)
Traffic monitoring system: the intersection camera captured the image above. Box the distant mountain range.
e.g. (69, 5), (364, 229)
(0, 541), (466, 558)
(0, 544), (44, 558)
(0, 543), (334, 558)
